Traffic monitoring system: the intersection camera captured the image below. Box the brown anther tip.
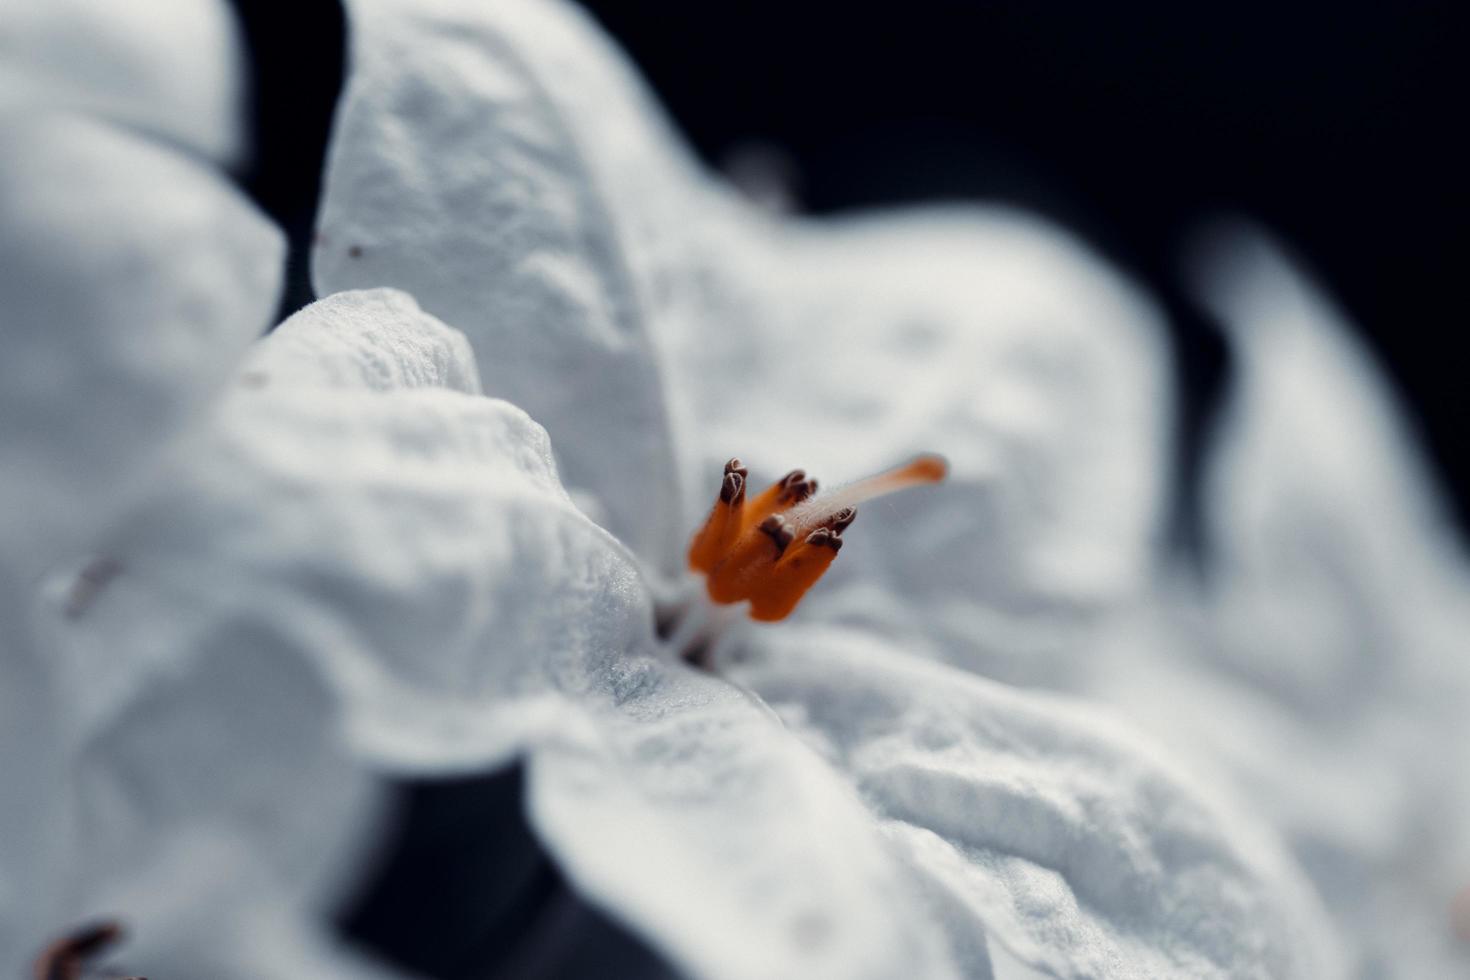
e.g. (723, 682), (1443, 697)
(759, 514), (795, 551)
(806, 528), (842, 551)
(778, 479), (818, 505)
(825, 507), (857, 534)
(724, 458), (748, 478)
(779, 469), (806, 488)
(720, 471), (745, 504)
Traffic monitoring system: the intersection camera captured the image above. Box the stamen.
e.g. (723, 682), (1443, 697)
(686, 453), (944, 622)
(741, 469), (817, 532)
(785, 454), (947, 534)
(706, 514), (792, 603)
(748, 527), (845, 621)
(687, 459), (748, 573)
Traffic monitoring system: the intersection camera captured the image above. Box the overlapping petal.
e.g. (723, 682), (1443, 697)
(315, 0), (689, 569)
(1079, 225), (1470, 974)
(0, 112), (282, 582)
(734, 628), (1342, 980)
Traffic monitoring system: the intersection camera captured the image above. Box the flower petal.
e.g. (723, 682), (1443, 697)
(55, 288), (652, 772)
(732, 628), (1343, 980)
(79, 830), (406, 980)
(0, 113), (283, 583)
(315, 0), (690, 570)
(526, 659), (965, 980)
(0, 0), (248, 163)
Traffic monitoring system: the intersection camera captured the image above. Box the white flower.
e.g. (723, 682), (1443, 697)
(32, 0), (1344, 976)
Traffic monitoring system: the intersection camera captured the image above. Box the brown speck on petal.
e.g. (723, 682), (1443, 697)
(64, 557), (123, 619)
(33, 920), (145, 980)
(1452, 883), (1470, 944)
(347, 244), (364, 259)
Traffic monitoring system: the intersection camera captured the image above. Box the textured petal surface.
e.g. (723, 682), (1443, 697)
(0, 0), (248, 163)
(1075, 225), (1470, 976)
(0, 112), (283, 583)
(527, 659), (963, 980)
(56, 288), (650, 772)
(316, 0), (687, 569)
(732, 627), (1342, 980)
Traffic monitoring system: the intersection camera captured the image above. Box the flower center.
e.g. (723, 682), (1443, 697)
(686, 454), (947, 622)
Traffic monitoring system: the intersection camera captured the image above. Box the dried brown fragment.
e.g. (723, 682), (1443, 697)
(33, 920), (145, 980)
(63, 557), (123, 620)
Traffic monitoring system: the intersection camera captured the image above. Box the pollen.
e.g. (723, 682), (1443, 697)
(687, 454), (947, 621)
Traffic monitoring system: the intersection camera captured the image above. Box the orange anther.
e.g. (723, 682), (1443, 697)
(707, 515), (792, 603)
(748, 526), (847, 621)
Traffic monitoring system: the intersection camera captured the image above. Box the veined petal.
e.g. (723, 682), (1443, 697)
(0, 112), (283, 583)
(51, 288), (652, 773)
(0, 0), (248, 164)
(315, 0), (693, 571)
(733, 628), (1343, 980)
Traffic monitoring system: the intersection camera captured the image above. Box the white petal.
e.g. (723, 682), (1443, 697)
(0, 0), (248, 163)
(56, 288), (652, 773)
(315, 0), (690, 570)
(733, 628), (1343, 980)
(526, 658), (964, 980)
(0, 112), (283, 583)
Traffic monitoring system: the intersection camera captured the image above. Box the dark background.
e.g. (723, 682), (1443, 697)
(233, 1), (1467, 976)
(239, 0), (1468, 532)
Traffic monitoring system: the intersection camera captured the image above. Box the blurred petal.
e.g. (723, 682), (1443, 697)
(0, 0), (248, 163)
(83, 831), (407, 980)
(733, 628), (1342, 980)
(1110, 221), (1470, 974)
(0, 113), (283, 582)
(316, 0), (690, 569)
(54, 288), (652, 773)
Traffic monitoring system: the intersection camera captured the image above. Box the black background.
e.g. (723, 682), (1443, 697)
(232, 2), (1467, 976)
(239, 0), (1469, 528)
